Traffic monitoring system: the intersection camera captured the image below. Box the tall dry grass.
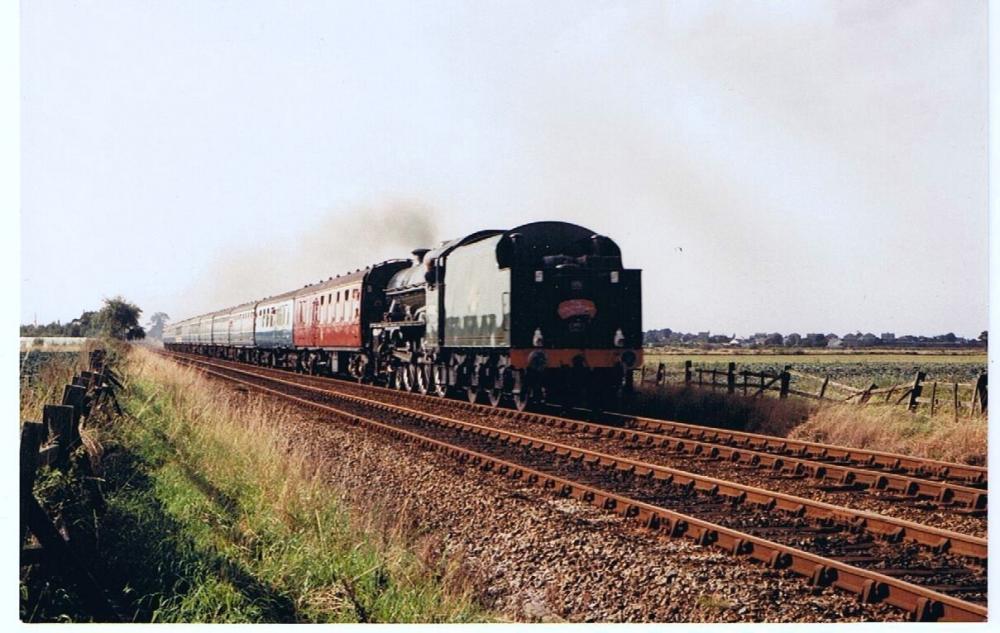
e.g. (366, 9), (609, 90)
(629, 384), (986, 465)
(119, 347), (484, 622)
(789, 404), (987, 465)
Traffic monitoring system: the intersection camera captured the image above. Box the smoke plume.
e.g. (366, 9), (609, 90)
(173, 199), (440, 319)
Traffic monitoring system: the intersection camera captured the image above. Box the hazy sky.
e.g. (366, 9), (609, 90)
(21, 0), (987, 336)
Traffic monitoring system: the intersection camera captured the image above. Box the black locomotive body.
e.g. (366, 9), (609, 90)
(370, 221), (643, 409)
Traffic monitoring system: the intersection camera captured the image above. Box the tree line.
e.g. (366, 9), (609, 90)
(20, 297), (158, 341)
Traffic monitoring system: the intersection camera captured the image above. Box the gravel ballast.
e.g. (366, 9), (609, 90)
(216, 385), (908, 622)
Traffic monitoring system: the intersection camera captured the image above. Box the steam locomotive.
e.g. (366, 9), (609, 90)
(164, 221), (642, 410)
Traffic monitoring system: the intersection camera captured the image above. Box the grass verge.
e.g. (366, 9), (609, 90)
(23, 347), (486, 622)
(788, 405), (987, 465)
(628, 384), (986, 465)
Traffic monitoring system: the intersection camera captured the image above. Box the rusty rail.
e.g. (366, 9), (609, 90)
(603, 411), (987, 486)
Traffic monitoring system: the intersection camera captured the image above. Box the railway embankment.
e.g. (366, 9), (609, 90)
(21, 345), (485, 623)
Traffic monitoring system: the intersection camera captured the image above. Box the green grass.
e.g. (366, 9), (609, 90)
(22, 349), (488, 623)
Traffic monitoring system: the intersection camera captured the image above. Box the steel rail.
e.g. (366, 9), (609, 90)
(600, 410), (987, 487)
(162, 351), (987, 512)
(169, 355), (987, 622)
(167, 353), (987, 561)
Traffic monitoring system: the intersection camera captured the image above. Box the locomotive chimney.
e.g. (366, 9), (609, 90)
(412, 248), (430, 263)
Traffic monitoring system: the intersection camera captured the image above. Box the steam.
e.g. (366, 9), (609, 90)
(173, 199), (440, 319)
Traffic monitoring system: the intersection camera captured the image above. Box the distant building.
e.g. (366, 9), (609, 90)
(881, 332), (896, 343)
(859, 333), (880, 346)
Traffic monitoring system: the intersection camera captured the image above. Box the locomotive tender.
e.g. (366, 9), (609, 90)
(164, 221), (642, 410)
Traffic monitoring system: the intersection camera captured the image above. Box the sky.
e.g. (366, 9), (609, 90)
(20, 0), (988, 337)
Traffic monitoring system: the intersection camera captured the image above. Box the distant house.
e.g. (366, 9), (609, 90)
(827, 335), (842, 348)
(860, 333), (880, 346)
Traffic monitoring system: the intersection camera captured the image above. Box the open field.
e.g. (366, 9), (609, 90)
(642, 349), (987, 389)
(631, 348), (988, 465)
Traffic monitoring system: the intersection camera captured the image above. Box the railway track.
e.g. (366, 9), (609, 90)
(598, 408), (987, 488)
(159, 351), (987, 622)
(164, 352), (987, 523)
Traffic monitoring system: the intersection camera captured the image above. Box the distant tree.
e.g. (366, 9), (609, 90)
(764, 332), (783, 346)
(96, 296), (145, 340)
(979, 331), (988, 345)
(147, 312), (170, 340)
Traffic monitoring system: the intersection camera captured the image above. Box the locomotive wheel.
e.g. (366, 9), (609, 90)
(415, 364), (430, 395)
(512, 389), (529, 412)
(487, 388), (503, 407)
(352, 355), (369, 383)
(400, 365), (415, 392)
(432, 364), (448, 397)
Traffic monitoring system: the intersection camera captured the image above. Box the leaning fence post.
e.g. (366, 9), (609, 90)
(907, 371), (925, 412)
(818, 375), (830, 400)
(929, 381), (937, 416)
(727, 362), (736, 394)
(23, 496), (121, 622)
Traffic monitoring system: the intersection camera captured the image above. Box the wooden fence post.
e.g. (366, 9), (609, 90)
(657, 363), (667, 386)
(953, 382), (960, 420)
(818, 375), (830, 400)
(907, 371), (925, 412)
(727, 362), (736, 394)
(859, 383), (877, 404)
(929, 381), (937, 416)
(23, 496), (121, 621)
(640, 365), (647, 383)
(43, 405), (76, 470)
(974, 372), (987, 414)
(20, 421), (44, 538)
(778, 365), (791, 399)
(683, 360), (691, 384)
(62, 384), (87, 441)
